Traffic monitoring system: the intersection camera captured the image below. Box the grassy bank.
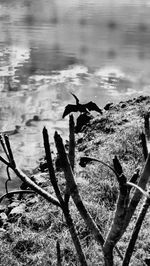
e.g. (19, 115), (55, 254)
(0, 95), (150, 266)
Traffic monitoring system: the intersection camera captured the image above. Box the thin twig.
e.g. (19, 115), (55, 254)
(0, 155), (10, 166)
(5, 166), (11, 194)
(80, 156), (118, 177)
(127, 182), (150, 199)
(0, 134), (10, 160)
(0, 190), (35, 203)
(4, 134), (16, 167)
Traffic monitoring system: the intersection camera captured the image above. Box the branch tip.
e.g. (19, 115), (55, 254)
(113, 156), (123, 176)
(43, 126), (48, 136)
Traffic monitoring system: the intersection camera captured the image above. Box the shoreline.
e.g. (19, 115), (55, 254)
(0, 94), (150, 265)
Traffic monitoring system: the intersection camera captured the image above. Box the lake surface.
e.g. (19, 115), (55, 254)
(0, 0), (150, 194)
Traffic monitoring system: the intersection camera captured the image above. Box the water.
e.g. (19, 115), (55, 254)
(0, 0), (150, 195)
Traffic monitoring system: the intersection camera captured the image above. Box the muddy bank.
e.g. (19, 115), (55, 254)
(77, 95), (150, 170)
(0, 95), (150, 266)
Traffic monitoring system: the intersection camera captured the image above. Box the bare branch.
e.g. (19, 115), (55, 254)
(69, 115), (75, 171)
(113, 156), (127, 188)
(127, 182), (150, 199)
(0, 131), (87, 265)
(144, 112), (150, 140)
(129, 169), (139, 184)
(144, 113), (150, 153)
(4, 134), (16, 167)
(0, 134), (10, 160)
(54, 131), (105, 246)
(113, 155), (123, 176)
(63, 207), (88, 266)
(43, 127), (64, 206)
(0, 155), (10, 166)
(140, 132), (148, 161)
(56, 241), (62, 266)
(103, 151), (150, 265)
(14, 167), (61, 207)
(103, 177), (129, 265)
(122, 195), (150, 266)
(79, 155), (123, 261)
(0, 134), (61, 207)
(64, 115), (75, 205)
(80, 156), (118, 177)
(122, 153), (150, 233)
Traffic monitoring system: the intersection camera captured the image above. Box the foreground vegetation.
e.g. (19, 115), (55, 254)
(0, 95), (150, 265)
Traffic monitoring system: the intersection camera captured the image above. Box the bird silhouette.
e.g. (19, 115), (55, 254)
(62, 93), (102, 118)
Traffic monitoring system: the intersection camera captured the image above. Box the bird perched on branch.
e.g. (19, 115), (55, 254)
(62, 93), (102, 118)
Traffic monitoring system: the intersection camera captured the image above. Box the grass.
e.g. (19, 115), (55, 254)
(0, 95), (150, 265)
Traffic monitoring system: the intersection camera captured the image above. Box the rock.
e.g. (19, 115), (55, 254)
(135, 95), (148, 103)
(8, 201), (20, 211)
(0, 212), (8, 227)
(77, 137), (83, 144)
(3, 222), (11, 230)
(0, 228), (7, 237)
(0, 228), (7, 233)
(0, 205), (6, 213)
(39, 161), (48, 172)
(8, 203), (26, 222)
(104, 102), (113, 110)
(120, 103), (126, 108)
(26, 196), (39, 207)
(20, 182), (29, 190)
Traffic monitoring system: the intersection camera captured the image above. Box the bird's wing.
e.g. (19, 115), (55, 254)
(62, 104), (79, 118)
(71, 93), (80, 104)
(84, 101), (103, 114)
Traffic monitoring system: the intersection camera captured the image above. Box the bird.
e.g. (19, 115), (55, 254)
(25, 115), (40, 126)
(62, 93), (102, 118)
(0, 125), (21, 136)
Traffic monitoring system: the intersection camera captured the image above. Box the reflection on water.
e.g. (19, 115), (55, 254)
(0, 0), (150, 194)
